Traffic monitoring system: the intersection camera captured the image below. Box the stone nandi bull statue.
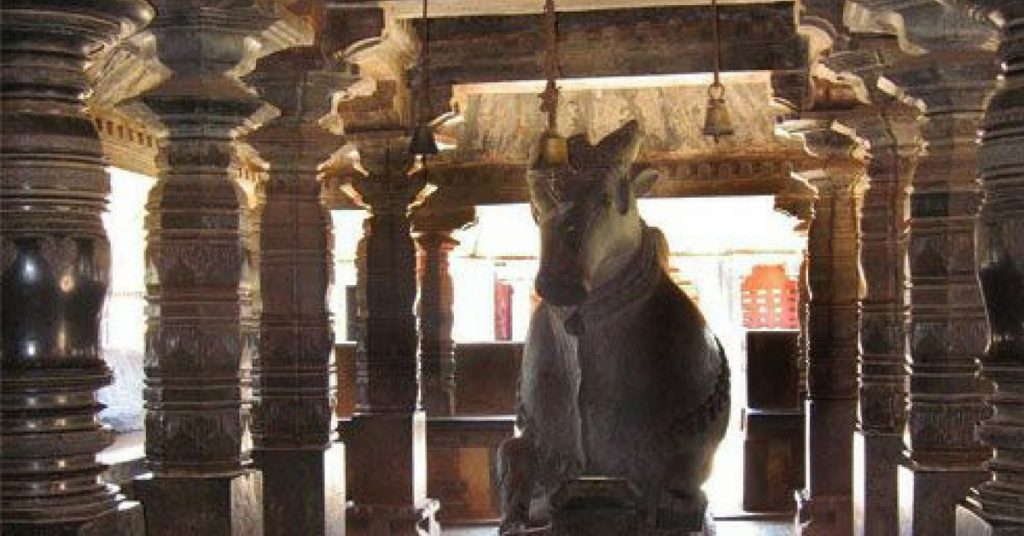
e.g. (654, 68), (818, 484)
(498, 121), (730, 534)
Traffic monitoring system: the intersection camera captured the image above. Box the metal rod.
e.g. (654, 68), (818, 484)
(420, 0), (431, 121)
(541, 0), (560, 132)
(712, 0), (721, 86)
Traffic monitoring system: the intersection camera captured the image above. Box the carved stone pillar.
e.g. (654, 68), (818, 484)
(784, 120), (867, 536)
(131, 4), (305, 535)
(412, 206), (475, 416)
(942, 2), (1024, 533)
(823, 45), (925, 532)
(244, 46), (349, 536)
(881, 52), (997, 535)
(0, 2), (152, 533)
(841, 104), (920, 536)
(340, 138), (441, 536)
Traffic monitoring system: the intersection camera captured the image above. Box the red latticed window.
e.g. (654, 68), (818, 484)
(741, 264), (798, 329)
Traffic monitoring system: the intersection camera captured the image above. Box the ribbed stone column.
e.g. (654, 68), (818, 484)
(783, 119), (866, 536)
(130, 3), (305, 534)
(412, 206), (475, 416)
(940, 1), (1024, 533)
(881, 52), (997, 535)
(1, 1), (152, 533)
(244, 46), (349, 536)
(340, 138), (441, 536)
(840, 102), (920, 536)
(825, 46), (925, 533)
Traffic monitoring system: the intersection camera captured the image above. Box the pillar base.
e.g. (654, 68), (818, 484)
(897, 462), (986, 536)
(346, 499), (440, 536)
(2, 500), (145, 536)
(957, 504), (1024, 536)
(797, 489), (853, 536)
(255, 443), (345, 536)
(133, 470), (263, 536)
(854, 431), (901, 536)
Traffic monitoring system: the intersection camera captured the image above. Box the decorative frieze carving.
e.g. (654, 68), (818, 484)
(407, 3), (805, 117)
(0, 0), (153, 530)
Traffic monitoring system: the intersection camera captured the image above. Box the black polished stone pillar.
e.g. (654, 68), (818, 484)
(945, 1), (1024, 533)
(412, 206), (475, 416)
(1, 1), (152, 533)
(244, 46), (350, 536)
(783, 119), (866, 536)
(882, 52), (997, 536)
(130, 3), (304, 534)
(340, 138), (441, 536)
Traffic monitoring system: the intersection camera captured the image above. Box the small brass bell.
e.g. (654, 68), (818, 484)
(409, 123), (440, 156)
(538, 129), (569, 168)
(702, 82), (734, 143)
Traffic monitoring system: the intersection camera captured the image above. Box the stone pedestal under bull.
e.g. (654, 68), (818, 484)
(498, 121), (730, 535)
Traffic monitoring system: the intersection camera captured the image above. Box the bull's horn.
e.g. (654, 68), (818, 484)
(596, 120), (641, 165)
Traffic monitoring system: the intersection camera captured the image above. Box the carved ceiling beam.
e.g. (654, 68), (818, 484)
(402, 2), (807, 118)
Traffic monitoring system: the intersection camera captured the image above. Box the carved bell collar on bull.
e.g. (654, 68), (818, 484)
(527, 120), (664, 336)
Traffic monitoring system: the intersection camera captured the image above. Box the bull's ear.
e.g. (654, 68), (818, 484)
(631, 168), (659, 197)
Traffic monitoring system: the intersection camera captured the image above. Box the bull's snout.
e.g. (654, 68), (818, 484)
(536, 273), (587, 306)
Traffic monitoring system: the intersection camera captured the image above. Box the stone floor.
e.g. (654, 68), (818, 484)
(443, 520), (796, 535)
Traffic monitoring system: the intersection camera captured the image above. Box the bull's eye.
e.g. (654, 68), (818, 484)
(600, 195), (612, 209)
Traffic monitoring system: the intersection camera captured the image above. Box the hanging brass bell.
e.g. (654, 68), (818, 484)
(409, 123), (440, 157)
(702, 82), (734, 143)
(538, 129), (569, 168)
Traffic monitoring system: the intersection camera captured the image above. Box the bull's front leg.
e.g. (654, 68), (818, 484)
(497, 435), (538, 534)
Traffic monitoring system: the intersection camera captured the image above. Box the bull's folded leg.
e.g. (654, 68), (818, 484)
(498, 437), (537, 533)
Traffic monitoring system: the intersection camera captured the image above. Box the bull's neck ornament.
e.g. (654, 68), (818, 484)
(578, 225), (663, 320)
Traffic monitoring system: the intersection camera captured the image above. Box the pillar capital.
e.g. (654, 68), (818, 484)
(244, 46), (352, 174)
(845, 0), (996, 55)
